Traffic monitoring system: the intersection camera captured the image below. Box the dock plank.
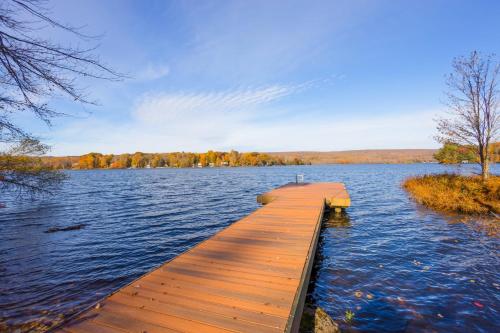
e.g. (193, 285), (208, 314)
(52, 182), (349, 333)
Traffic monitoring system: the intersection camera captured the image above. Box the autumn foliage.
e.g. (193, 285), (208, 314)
(434, 142), (500, 164)
(42, 150), (308, 170)
(403, 174), (500, 215)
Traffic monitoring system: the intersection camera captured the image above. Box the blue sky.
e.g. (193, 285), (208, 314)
(28, 0), (500, 155)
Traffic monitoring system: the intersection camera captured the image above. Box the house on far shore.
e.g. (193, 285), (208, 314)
(197, 162), (203, 168)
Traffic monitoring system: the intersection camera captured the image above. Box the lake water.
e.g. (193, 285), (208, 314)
(0, 164), (499, 332)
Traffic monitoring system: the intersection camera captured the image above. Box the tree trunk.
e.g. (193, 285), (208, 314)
(481, 147), (490, 180)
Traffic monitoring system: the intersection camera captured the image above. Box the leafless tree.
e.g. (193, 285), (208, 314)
(437, 51), (500, 180)
(0, 0), (121, 195)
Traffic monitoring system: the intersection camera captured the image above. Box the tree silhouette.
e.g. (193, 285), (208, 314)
(437, 51), (499, 180)
(0, 0), (121, 195)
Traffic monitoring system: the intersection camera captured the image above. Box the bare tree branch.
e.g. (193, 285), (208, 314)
(0, 138), (67, 196)
(0, 0), (123, 195)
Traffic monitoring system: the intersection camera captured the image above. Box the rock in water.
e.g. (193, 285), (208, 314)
(314, 307), (340, 333)
(300, 305), (341, 333)
(300, 305), (340, 333)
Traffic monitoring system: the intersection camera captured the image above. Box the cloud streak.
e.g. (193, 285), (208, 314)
(134, 84), (303, 124)
(47, 105), (439, 155)
(45, 77), (441, 155)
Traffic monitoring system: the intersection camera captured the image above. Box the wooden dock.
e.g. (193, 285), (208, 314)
(54, 182), (350, 333)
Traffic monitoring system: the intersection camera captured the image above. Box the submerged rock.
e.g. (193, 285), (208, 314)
(44, 224), (86, 233)
(300, 305), (341, 333)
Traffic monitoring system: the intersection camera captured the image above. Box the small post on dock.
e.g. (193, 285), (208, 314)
(296, 174), (304, 184)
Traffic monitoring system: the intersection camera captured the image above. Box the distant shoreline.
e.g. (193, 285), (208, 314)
(58, 162), (455, 172)
(42, 149), (439, 170)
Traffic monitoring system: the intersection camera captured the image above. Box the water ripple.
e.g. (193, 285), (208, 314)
(0, 165), (499, 332)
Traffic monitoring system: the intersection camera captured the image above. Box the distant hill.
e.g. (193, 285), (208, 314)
(268, 149), (437, 164)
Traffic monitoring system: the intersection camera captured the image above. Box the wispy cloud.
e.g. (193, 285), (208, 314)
(47, 102), (440, 156)
(136, 63), (170, 80)
(133, 84), (303, 124)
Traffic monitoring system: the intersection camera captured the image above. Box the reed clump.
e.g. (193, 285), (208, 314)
(403, 174), (500, 215)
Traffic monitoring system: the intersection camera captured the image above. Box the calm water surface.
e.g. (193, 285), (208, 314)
(0, 164), (499, 332)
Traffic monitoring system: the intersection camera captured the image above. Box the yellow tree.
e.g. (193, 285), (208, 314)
(150, 154), (165, 168)
(131, 152), (146, 168)
(199, 154), (207, 167)
(118, 154), (131, 168)
(98, 155), (113, 168)
(228, 150), (239, 166)
(207, 150), (216, 164)
(78, 153), (100, 169)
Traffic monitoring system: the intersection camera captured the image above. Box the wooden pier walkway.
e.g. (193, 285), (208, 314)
(54, 183), (350, 333)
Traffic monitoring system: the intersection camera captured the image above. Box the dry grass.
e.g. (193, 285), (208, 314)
(403, 174), (500, 215)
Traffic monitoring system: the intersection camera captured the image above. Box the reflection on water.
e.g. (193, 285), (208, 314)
(324, 209), (352, 228)
(0, 164), (499, 332)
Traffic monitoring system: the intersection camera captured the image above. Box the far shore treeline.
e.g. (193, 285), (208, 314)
(42, 151), (309, 170)
(433, 142), (500, 164)
(38, 144), (500, 170)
